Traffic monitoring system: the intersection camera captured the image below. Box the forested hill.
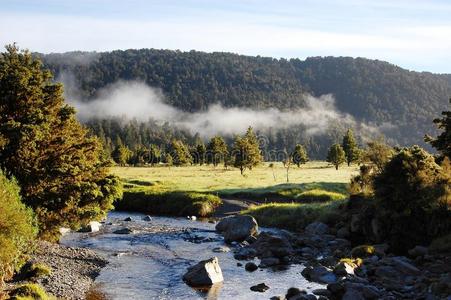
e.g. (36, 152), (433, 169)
(38, 49), (451, 147)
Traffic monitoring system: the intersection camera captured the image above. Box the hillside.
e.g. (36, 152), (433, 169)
(38, 49), (451, 149)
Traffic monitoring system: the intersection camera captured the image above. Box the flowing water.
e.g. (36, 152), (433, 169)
(61, 211), (324, 300)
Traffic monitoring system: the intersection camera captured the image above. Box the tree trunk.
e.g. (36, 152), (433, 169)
(335, 164), (339, 170)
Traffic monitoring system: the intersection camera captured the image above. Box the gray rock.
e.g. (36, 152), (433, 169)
(312, 289), (331, 297)
(336, 226), (350, 238)
(234, 247), (258, 260)
(350, 214), (362, 233)
(59, 227), (71, 235)
(251, 232), (293, 258)
(334, 261), (357, 276)
(408, 245), (428, 258)
(305, 222), (329, 235)
(142, 215), (152, 221)
(301, 266), (337, 284)
(216, 215), (258, 243)
(374, 266), (399, 279)
(212, 246), (230, 253)
(259, 257), (280, 268)
(270, 296), (284, 300)
(245, 262), (258, 272)
(183, 257), (223, 286)
(342, 288), (365, 300)
(113, 228), (134, 234)
(286, 287), (306, 299)
(123, 217), (132, 221)
(250, 283), (269, 292)
(327, 282), (345, 295)
(391, 256), (421, 275)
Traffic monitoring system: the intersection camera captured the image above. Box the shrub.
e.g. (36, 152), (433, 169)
(0, 172), (37, 284)
(10, 283), (50, 300)
(374, 146), (451, 252)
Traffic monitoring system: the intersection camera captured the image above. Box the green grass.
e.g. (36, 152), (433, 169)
(241, 200), (345, 231)
(112, 161), (357, 218)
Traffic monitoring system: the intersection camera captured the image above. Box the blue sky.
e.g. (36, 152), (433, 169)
(1, 0), (450, 73)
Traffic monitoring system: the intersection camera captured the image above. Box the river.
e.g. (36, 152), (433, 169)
(61, 211), (324, 300)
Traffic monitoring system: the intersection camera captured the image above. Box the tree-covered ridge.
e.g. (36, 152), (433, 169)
(38, 49), (451, 147)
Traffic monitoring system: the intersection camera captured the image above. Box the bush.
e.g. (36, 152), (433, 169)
(19, 262), (52, 280)
(374, 146), (451, 252)
(10, 283), (50, 300)
(0, 172), (37, 284)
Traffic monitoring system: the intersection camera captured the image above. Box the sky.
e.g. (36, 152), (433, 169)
(1, 0), (450, 73)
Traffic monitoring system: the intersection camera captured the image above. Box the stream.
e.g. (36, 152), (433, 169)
(61, 211), (324, 300)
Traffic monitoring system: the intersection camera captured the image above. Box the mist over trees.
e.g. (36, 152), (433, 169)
(38, 49), (451, 149)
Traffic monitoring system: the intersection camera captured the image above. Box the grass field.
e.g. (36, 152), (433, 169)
(112, 161), (358, 199)
(112, 161), (358, 220)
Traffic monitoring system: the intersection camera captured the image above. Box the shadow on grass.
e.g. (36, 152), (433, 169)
(214, 182), (349, 203)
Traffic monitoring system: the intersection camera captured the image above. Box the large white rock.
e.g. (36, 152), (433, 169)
(183, 257), (223, 286)
(79, 221), (101, 233)
(215, 215), (258, 243)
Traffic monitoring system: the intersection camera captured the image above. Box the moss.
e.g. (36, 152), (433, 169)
(10, 283), (50, 300)
(351, 245), (376, 258)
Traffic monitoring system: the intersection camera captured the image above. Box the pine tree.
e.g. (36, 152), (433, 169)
(327, 144), (346, 170)
(206, 136), (228, 167)
(292, 144), (309, 167)
(0, 45), (122, 240)
(425, 98), (451, 159)
(170, 139), (192, 166)
(232, 127), (262, 175)
(342, 129), (359, 166)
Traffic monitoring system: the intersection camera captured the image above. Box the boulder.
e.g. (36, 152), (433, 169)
(59, 227), (71, 235)
(251, 232), (293, 258)
(259, 257), (280, 268)
(142, 215), (152, 221)
(334, 260), (358, 276)
(312, 289), (331, 297)
(113, 228), (134, 234)
(301, 266), (337, 284)
(245, 262), (258, 272)
(408, 245), (428, 258)
(79, 221), (101, 233)
(183, 257), (223, 286)
(286, 287), (306, 299)
(305, 222), (329, 235)
(123, 217), (132, 221)
(336, 226), (350, 238)
(250, 283), (269, 292)
(390, 256), (421, 275)
(234, 247), (258, 260)
(342, 288), (365, 300)
(215, 215), (258, 243)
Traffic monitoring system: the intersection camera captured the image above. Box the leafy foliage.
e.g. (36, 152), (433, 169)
(0, 45), (123, 239)
(0, 172), (37, 285)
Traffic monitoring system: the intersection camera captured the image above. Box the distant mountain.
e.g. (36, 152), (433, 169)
(38, 49), (451, 148)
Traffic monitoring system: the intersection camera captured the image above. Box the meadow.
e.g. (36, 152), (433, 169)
(112, 161), (358, 221)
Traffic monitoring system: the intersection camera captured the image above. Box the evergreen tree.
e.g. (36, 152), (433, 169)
(327, 144), (346, 170)
(292, 144), (309, 167)
(0, 45), (122, 239)
(164, 153), (173, 168)
(342, 129), (360, 166)
(170, 139), (192, 166)
(195, 142), (206, 165)
(149, 144), (161, 166)
(425, 98), (451, 159)
(112, 143), (132, 166)
(206, 136), (228, 167)
(232, 127), (262, 175)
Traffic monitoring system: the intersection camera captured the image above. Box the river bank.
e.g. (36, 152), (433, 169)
(6, 241), (107, 299)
